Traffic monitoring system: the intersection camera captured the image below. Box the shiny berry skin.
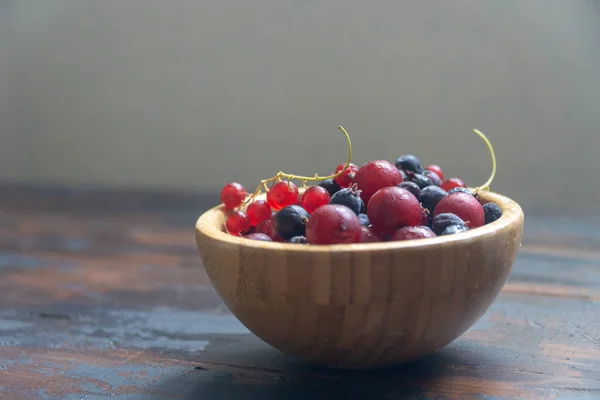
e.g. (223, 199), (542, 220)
(306, 204), (361, 245)
(434, 192), (485, 228)
(483, 202), (503, 224)
(255, 216), (276, 238)
(330, 187), (364, 215)
(301, 186), (331, 214)
(246, 200), (272, 226)
(367, 187), (421, 236)
(431, 213), (467, 235)
(419, 186), (448, 213)
(391, 226), (436, 241)
(448, 187), (475, 197)
(220, 182), (246, 209)
(441, 225), (468, 236)
(244, 233), (273, 241)
(275, 205), (310, 239)
(360, 225), (380, 243)
(333, 163), (359, 188)
(399, 169), (408, 181)
(394, 154), (423, 174)
(358, 213), (370, 226)
(441, 178), (466, 192)
(288, 235), (308, 244)
(355, 160), (403, 204)
(398, 181), (420, 200)
(425, 165), (444, 181)
(267, 181), (299, 211)
(410, 173), (434, 189)
(226, 211), (251, 235)
(424, 170), (442, 187)
(420, 208), (431, 226)
(319, 179), (341, 196)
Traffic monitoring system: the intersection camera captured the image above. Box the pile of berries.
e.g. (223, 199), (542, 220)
(220, 151), (502, 245)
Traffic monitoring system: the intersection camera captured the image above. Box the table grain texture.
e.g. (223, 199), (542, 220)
(0, 186), (599, 400)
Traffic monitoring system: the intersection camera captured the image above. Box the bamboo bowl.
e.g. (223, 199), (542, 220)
(195, 191), (524, 370)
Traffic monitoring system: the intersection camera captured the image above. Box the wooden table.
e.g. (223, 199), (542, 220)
(1, 186), (599, 400)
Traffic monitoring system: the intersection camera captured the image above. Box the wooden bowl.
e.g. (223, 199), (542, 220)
(195, 191), (524, 370)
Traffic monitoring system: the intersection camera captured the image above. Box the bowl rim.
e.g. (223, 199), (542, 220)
(195, 191), (524, 253)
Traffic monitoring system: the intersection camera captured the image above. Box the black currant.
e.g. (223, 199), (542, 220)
(319, 178), (341, 196)
(398, 181), (421, 200)
(431, 213), (466, 235)
(483, 202), (502, 224)
(288, 235), (308, 244)
(420, 186), (447, 213)
(358, 213), (370, 226)
(329, 187), (364, 215)
(423, 170), (442, 186)
(395, 154), (423, 174)
(275, 205), (310, 239)
(448, 187), (475, 197)
(410, 173), (434, 189)
(441, 224), (468, 236)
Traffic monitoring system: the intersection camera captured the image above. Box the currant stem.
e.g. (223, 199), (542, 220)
(471, 129), (497, 192)
(242, 126), (353, 205)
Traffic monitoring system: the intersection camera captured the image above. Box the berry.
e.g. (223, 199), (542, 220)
(319, 179), (342, 196)
(434, 193), (485, 228)
(394, 154), (423, 174)
(226, 211), (251, 235)
(431, 213), (467, 235)
(256, 216), (276, 237)
(246, 200), (272, 226)
(398, 181), (420, 200)
(483, 202), (503, 224)
(441, 225), (468, 236)
(354, 160), (403, 204)
(267, 181), (299, 211)
(423, 170), (442, 187)
(220, 182), (246, 209)
(441, 178), (466, 192)
(419, 186), (448, 213)
(399, 169), (408, 181)
(288, 236), (308, 244)
(306, 204), (361, 245)
(420, 208), (431, 226)
(333, 163), (359, 188)
(367, 187), (421, 236)
(448, 187), (475, 196)
(358, 213), (370, 226)
(425, 165), (444, 181)
(275, 205), (310, 239)
(330, 187), (364, 215)
(410, 173), (434, 189)
(390, 226), (436, 241)
(360, 226), (380, 243)
(301, 186), (331, 214)
(244, 233), (273, 241)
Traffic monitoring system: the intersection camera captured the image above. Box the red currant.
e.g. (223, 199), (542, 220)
(333, 163), (359, 188)
(256, 216), (276, 237)
(244, 232), (273, 241)
(420, 208), (431, 226)
(306, 204), (361, 245)
(246, 200), (272, 226)
(360, 225), (380, 243)
(301, 186), (331, 214)
(354, 160), (403, 204)
(367, 186), (421, 236)
(434, 192), (485, 228)
(425, 165), (444, 181)
(226, 211), (251, 235)
(390, 226), (436, 241)
(441, 178), (466, 192)
(267, 181), (299, 211)
(220, 182), (246, 209)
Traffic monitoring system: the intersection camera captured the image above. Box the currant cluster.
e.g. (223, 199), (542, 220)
(219, 127), (503, 245)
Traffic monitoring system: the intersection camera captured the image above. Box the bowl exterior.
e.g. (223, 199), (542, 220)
(195, 193), (524, 369)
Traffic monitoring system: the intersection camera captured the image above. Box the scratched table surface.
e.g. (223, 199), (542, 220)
(0, 186), (599, 400)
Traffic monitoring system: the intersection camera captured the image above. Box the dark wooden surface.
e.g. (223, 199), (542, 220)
(0, 185), (599, 400)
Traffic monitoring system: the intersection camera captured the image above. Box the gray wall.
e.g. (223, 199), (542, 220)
(2, 1), (600, 215)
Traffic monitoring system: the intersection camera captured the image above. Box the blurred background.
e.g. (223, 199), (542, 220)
(1, 0), (599, 217)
